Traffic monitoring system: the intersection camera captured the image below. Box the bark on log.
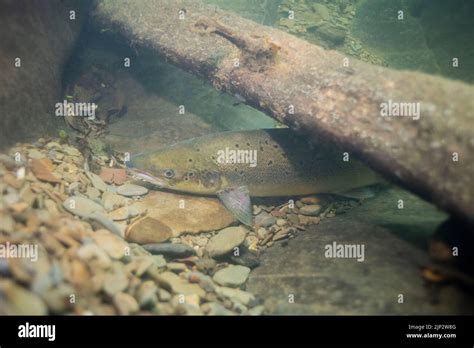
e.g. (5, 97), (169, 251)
(93, 0), (474, 222)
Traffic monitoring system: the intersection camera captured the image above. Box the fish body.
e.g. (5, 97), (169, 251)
(129, 128), (381, 225)
(130, 128), (379, 196)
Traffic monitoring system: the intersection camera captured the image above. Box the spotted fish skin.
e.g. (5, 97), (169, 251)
(130, 128), (381, 197)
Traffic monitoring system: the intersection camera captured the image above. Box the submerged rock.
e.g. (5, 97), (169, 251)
(0, 280), (47, 315)
(215, 286), (255, 306)
(85, 171), (108, 192)
(92, 229), (128, 259)
(206, 226), (247, 258)
(102, 191), (126, 211)
(113, 292), (139, 315)
(126, 217), (173, 244)
(213, 265), (251, 288)
(133, 191), (235, 236)
(116, 183), (148, 196)
(142, 243), (196, 259)
(298, 204), (322, 216)
(202, 302), (234, 315)
(158, 271), (205, 298)
(63, 196), (105, 218)
(255, 211), (276, 227)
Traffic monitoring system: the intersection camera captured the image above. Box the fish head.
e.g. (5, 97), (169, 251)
(129, 146), (226, 195)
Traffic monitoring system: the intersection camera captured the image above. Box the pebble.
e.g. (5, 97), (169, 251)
(0, 154), (19, 169)
(248, 305), (265, 315)
(273, 229), (289, 241)
(142, 243), (196, 259)
(126, 217), (173, 244)
(102, 192), (126, 211)
(298, 215), (321, 225)
(113, 292), (139, 315)
(157, 288), (172, 302)
(87, 212), (124, 238)
(158, 272), (205, 298)
(108, 206), (139, 221)
(92, 229), (128, 260)
(86, 171), (108, 192)
(206, 226), (247, 257)
(212, 265), (251, 288)
(202, 302), (234, 315)
(77, 244), (112, 269)
(300, 196), (321, 204)
(186, 271), (216, 292)
(0, 213), (15, 233)
(3, 193), (20, 209)
(257, 227), (268, 239)
(85, 186), (101, 200)
(152, 255), (167, 268)
(287, 213), (300, 225)
(103, 272), (129, 296)
(216, 286), (255, 306)
(62, 145), (81, 157)
(134, 256), (155, 277)
(255, 211), (276, 227)
(136, 280), (158, 308)
(232, 301), (247, 314)
(42, 284), (74, 313)
(225, 245), (260, 269)
(116, 183), (148, 197)
(253, 205), (262, 215)
(27, 148), (45, 159)
(67, 182), (80, 195)
(194, 258), (216, 275)
(0, 280), (48, 315)
(63, 196), (105, 218)
(299, 204), (322, 216)
(276, 218), (287, 226)
(167, 262), (188, 273)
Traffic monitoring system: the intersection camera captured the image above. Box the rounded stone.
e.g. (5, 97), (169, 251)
(212, 265), (251, 288)
(116, 184), (148, 197)
(298, 204), (322, 216)
(62, 196), (105, 218)
(206, 226), (247, 257)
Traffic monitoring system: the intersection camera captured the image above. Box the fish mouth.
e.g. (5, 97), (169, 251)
(126, 167), (167, 187)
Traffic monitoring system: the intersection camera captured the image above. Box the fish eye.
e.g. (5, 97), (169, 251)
(163, 169), (175, 178)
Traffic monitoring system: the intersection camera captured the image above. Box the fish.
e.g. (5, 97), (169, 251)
(128, 128), (381, 226)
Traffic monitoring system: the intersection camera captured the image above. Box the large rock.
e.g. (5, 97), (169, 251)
(247, 188), (474, 315)
(133, 191), (236, 237)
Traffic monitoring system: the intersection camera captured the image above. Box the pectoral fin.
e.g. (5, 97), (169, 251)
(217, 186), (253, 226)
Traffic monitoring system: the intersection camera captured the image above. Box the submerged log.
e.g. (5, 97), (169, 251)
(93, 0), (474, 222)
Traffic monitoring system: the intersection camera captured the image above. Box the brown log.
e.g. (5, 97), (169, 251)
(93, 0), (474, 222)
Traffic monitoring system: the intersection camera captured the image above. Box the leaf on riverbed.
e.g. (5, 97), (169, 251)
(99, 167), (127, 185)
(30, 158), (61, 183)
